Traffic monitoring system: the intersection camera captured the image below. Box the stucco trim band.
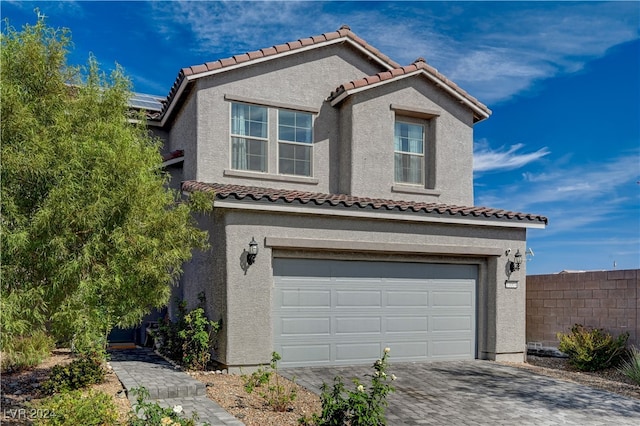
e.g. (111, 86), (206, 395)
(265, 237), (503, 257)
(390, 104), (441, 119)
(212, 199), (547, 229)
(223, 169), (320, 184)
(391, 185), (441, 197)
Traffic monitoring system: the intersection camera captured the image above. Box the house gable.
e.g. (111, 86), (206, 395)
(157, 25), (401, 128)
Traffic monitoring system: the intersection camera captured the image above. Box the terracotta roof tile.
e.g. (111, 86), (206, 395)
(247, 50), (263, 60)
(261, 46), (277, 56)
(162, 149), (184, 162)
(206, 61), (223, 70)
(233, 53), (250, 64)
(182, 181), (547, 225)
(275, 43), (290, 53)
(191, 64), (208, 74)
(299, 37), (315, 46)
(219, 57), (236, 67)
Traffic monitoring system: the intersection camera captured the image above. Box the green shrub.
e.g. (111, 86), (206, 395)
(41, 352), (106, 394)
(619, 346), (640, 385)
(33, 389), (118, 426)
(129, 386), (201, 426)
(156, 293), (220, 370)
(1, 330), (55, 372)
(241, 352), (296, 412)
(301, 348), (396, 426)
(241, 365), (272, 394)
(261, 352), (297, 412)
(557, 324), (629, 371)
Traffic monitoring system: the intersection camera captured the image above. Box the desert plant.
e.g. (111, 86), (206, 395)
(557, 324), (629, 371)
(41, 352), (106, 394)
(243, 352), (297, 412)
(262, 352), (297, 412)
(129, 386), (203, 425)
(1, 330), (55, 372)
(302, 348), (396, 426)
(33, 389), (118, 426)
(619, 346), (640, 385)
(241, 365), (272, 393)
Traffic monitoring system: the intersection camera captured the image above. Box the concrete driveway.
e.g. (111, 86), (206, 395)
(281, 360), (640, 425)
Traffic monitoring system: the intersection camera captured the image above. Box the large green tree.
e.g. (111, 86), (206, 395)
(1, 17), (211, 352)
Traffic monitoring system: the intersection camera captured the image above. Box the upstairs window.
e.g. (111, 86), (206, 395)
(278, 110), (313, 176)
(394, 121), (424, 184)
(231, 103), (268, 172)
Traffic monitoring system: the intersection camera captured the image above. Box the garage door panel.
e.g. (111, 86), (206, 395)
(431, 339), (474, 358)
(432, 290), (474, 308)
(273, 259), (477, 367)
(280, 344), (331, 364)
(386, 316), (428, 333)
(386, 291), (429, 307)
(280, 289), (331, 308)
(335, 317), (381, 334)
(387, 341), (429, 359)
(336, 342), (382, 362)
(336, 290), (382, 307)
(279, 317), (331, 336)
(431, 315), (472, 332)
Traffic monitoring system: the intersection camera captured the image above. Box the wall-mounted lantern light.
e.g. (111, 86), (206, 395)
(247, 237), (259, 265)
(506, 248), (523, 273)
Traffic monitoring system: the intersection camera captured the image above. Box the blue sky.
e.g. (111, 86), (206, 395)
(3, 1), (639, 274)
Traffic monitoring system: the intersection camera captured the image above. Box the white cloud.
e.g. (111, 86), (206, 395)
(147, 2), (638, 103)
(475, 153), (640, 235)
(473, 140), (550, 173)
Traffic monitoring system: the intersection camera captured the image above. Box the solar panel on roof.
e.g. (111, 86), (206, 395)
(129, 92), (165, 111)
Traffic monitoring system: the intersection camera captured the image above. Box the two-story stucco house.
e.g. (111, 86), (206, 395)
(137, 26), (547, 370)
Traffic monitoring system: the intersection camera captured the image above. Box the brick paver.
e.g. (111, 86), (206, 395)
(109, 348), (244, 426)
(281, 360), (640, 425)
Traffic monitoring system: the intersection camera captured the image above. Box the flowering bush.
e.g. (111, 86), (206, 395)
(302, 347), (396, 426)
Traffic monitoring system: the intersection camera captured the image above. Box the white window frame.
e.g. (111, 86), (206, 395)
(394, 120), (425, 185)
(277, 109), (314, 177)
(229, 102), (269, 173)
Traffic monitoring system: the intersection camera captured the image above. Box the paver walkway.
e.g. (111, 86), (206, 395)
(108, 348), (244, 426)
(282, 360), (640, 425)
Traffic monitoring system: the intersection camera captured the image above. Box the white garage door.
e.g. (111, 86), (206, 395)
(273, 259), (477, 367)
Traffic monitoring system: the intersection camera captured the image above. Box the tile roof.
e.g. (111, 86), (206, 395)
(160, 25), (401, 120)
(162, 149), (184, 162)
(182, 181), (547, 226)
(329, 58), (491, 121)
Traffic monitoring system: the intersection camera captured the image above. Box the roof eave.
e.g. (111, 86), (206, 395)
(208, 196), (546, 229)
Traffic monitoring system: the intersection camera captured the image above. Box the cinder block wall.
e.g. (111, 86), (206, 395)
(526, 269), (639, 348)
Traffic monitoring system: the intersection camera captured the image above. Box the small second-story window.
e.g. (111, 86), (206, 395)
(394, 121), (424, 184)
(278, 110), (313, 176)
(231, 103), (268, 172)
